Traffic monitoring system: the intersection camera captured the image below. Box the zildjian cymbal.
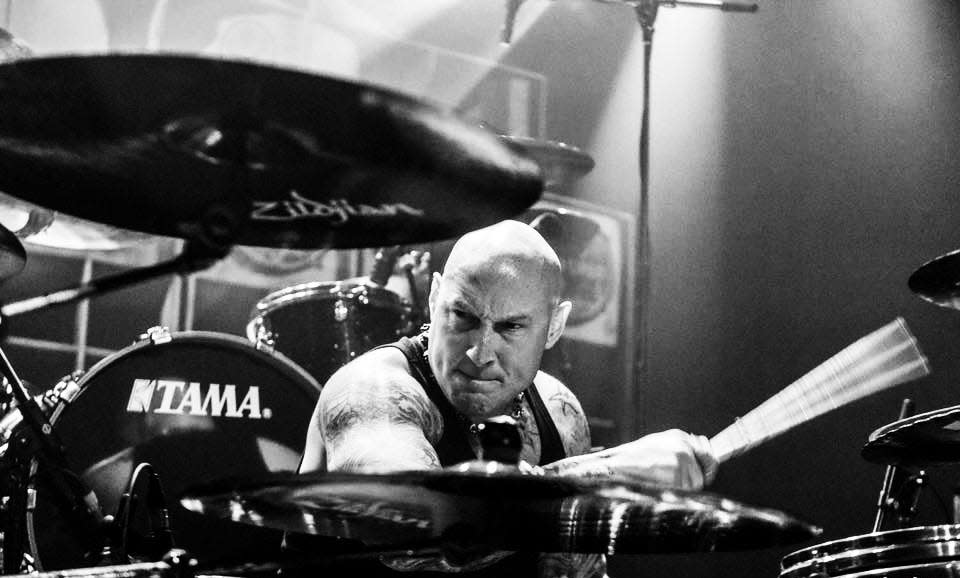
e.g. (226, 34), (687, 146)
(0, 54), (543, 249)
(181, 467), (821, 554)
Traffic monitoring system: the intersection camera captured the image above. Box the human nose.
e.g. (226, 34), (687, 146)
(465, 325), (497, 367)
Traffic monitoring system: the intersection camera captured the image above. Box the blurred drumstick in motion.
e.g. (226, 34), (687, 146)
(710, 318), (931, 463)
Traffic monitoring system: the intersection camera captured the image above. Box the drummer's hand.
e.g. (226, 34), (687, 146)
(560, 429), (718, 490)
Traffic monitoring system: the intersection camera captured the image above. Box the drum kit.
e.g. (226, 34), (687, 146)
(0, 25), (953, 578)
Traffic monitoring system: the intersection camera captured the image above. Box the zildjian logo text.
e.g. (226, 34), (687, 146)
(251, 192), (425, 224)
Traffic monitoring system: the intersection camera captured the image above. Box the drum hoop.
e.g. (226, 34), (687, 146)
(253, 280), (408, 314)
(253, 281), (362, 313)
(781, 525), (960, 573)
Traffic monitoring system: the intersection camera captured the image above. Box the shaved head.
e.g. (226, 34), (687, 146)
(0, 29), (32, 62)
(442, 220), (563, 306)
(427, 220), (572, 421)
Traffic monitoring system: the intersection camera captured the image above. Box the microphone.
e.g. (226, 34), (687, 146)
(502, 0), (523, 44)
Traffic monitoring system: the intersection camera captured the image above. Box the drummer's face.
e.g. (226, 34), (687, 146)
(427, 263), (555, 422)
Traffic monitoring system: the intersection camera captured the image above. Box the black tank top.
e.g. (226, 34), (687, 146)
(283, 334), (568, 577)
(388, 333), (567, 466)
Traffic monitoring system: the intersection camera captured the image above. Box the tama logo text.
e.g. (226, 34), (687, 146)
(126, 379), (271, 419)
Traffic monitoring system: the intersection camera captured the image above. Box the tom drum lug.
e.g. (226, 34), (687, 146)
(139, 326), (173, 346)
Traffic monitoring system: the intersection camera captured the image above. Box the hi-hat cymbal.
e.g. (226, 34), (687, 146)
(500, 136), (594, 191)
(0, 220), (25, 282)
(908, 249), (960, 310)
(862, 404), (960, 467)
(0, 54), (543, 250)
(0, 192), (153, 251)
(181, 467), (820, 554)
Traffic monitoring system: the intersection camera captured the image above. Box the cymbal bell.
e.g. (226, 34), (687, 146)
(908, 249), (960, 310)
(862, 404), (960, 467)
(0, 54), (543, 250)
(181, 467), (821, 554)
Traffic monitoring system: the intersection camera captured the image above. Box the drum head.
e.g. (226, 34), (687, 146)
(247, 281), (411, 383)
(27, 331), (321, 570)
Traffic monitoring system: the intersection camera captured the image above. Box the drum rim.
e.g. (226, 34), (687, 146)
(781, 524), (960, 573)
(253, 280), (404, 313)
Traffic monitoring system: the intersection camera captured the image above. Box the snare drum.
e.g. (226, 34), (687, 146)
(780, 525), (960, 577)
(21, 330), (321, 571)
(246, 280), (413, 383)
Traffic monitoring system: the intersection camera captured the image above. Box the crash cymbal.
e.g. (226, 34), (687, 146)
(862, 404), (960, 467)
(0, 220), (25, 282)
(0, 54), (542, 250)
(908, 249), (960, 310)
(181, 466), (820, 554)
(500, 136), (594, 191)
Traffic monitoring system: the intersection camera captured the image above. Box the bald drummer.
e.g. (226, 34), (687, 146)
(299, 220), (717, 577)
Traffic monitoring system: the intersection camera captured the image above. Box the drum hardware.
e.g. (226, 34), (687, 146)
(0, 334), (107, 573)
(114, 463), (175, 564)
(180, 467), (820, 555)
(873, 399), (926, 532)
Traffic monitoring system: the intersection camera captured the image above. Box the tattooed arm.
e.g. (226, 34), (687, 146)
(300, 347), (443, 475)
(534, 372), (609, 578)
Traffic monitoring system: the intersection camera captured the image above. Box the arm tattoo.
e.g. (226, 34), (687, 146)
(539, 553), (607, 578)
(549, 390), (581, 418)
(320, 379), (443, 444)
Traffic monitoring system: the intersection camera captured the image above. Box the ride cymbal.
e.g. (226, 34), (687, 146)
(862, 404), (960, 467)
(0, 54), (543, 249)
(908, 249), (960, 310)
(500, 136), (594, 191)
(181, 467), (821, 554)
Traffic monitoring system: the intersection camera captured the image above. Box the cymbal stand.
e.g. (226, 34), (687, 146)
(0, 206), (238, 572)
(0, 342), (106, 571)
(873, 398), (925, 531)
(624, 0), (756, 433)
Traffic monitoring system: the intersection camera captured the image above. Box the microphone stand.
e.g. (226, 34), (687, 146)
(614, 0), (756, 434)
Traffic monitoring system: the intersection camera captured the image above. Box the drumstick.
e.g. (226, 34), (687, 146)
(710, 318), (930, 463)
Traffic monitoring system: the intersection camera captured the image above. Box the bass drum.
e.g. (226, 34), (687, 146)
(247, 280), (413, 384)
(780, 525), (960, 578)
(25, 330), (322, 570)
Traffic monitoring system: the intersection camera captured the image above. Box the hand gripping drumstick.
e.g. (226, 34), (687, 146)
(710, 318), (931, 463)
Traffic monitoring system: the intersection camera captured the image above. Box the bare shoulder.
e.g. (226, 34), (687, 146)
(301, 346), (445, 473)
(318, 346), (443, 445)
(533, 371), (592, 458)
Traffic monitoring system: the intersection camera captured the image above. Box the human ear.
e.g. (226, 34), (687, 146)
(428, 272), (442, 314)
(545, 300), (572, 349)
